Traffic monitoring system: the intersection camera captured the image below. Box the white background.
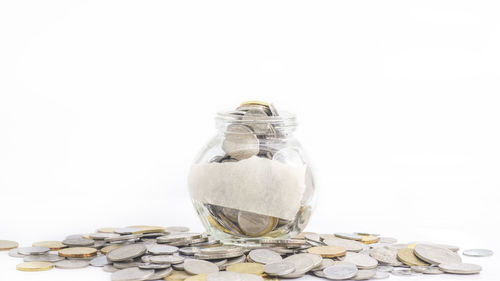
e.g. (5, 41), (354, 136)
(1, 1), (499, 280)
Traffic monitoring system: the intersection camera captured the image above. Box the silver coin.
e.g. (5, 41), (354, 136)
(105, 234), (142, 243)
(55, 259), (90, 269)
(17, 246), (50, 255)
(414, 244), (461, 265)
(111, 267), (154, 281)
(264, 261), (295, 276)
(237, 211), (275, 237)
(141, 255), (153, 263)
(376, 265), (393, 272)
(280, 253), (317, 278)
(89, 233), (121, 240)
(248, 249), (282, 265)
(313, 258), (335, 271)
(66, 234), (84, 239)
(103, 264), (119, 272)
(323, 238), (365, 252)
(24, 253), (64, 262)
(114, 227), (141, 235)
(410, 242), (459, 252)
(334, 233), (362, 241)
(63, 238), (95, 247)
(344, 252), (378, 269)
(411, 265), (443, 274)
(369, 246), (402, 266)
(147, 244), (179, 255)
(200, 245), (243, 255)
(222, 124), (260, 160)
(463, 249), (494, 257)
(184, 259), (219, 275)
(113, 261), (142, 269)
(150, 255), (184, 264)
(107, 244), (147, 262)
(145, 267), (172, 280)
(164, 226), (190, 233)
(207, 271), (242, 281)
(139, 263), (171, 270)
(353, 269), (377, 280)
(323, 263), (358, 280)
(157, 233), (202, 243)
(8, 248), (25, 258)
(241, 107), (273, 135)
(179, 247), (200, 256)
(218, 254), (247, 270)
(90, 255), (110, 267)
(378, 237), (397, 244)
(438, 263), (482, 274)
(372, 271), (390, 279)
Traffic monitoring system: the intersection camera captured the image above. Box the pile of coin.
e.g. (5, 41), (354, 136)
(1, 227), (493, 280)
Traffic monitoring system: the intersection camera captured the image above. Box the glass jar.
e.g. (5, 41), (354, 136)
(188, 102), (316, 244)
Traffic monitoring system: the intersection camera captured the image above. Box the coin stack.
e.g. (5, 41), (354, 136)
(189, 101), (315, 241)
(1, 226), (493, 280)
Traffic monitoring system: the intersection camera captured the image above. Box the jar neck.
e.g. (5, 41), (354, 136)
(215, 110), (297, 137)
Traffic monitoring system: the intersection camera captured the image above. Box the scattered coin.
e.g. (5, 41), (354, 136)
(147, 244), (179, 255)
(62, 238), (95, 247)
(58, 247), (98, 258)
(111, 267), (154, 281)
(378, 237), (397, 244)
(323, 238), (365, 252)
(24, 253), (64, 262)
(438, 263), (482, 274)
(18, 246), (50, 255)
(248, 249), (282, 264)
(313, 258), (335, 271)
(353, 269), (377, 280)
(114, 227), (142, 235)
(361, 235), (380, 244)
(184, 259), (220, 275)
(107, 244), (147, 262)
(344, 252), (378, 269)
(185, 274), (208, 281)
(369, 246), (403, 266)
(0, 240), (19, 250)
(411, 265), (443, 274)
(376, 265), (393, 272)
(180, 247), (200, 256)
(8, 248), (25, 258)
(264, 261), (295, 276)
(397, 247), (428, 266)
(414, 244), (462, 265)
(55, 260), (90, 269)
(101, 245), (120, 254)
(97, 227), (117, 233)
(150, 255), (185, 264)
(139, 262), (171, 270)
(16, 261), (54, 272)
(334, 233), (363, 241)
(206, 271), (242, 281)
(103, 264), (118, 272)
(167, 270), (195, 281)
(226, 262), (264, 275)
(90, 255), (110, 267)
(165, 226), (190, 233)
(32, 241), (67, 250)
(307, 245), (346, 258)
(280, 254), (316, 278)
(373, 271), (390, 279)
(148, 267), (173, 279)
(89, 233), (120, 240)
(323, 263), (359, 280)
(463, 249), (493, 257)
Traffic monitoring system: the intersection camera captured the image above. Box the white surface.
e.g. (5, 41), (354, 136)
(1, 0), (499, 280)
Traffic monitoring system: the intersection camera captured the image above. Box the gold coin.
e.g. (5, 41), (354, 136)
(207, 216), (233, 234)
(16, 261), (54, 272)
(240, 100), (270, 107)
(184, 274), (207, 281)
(32, 241), (67, 251)
(307, 245), (346, 258)
(164, 270), (192, 280)
(226, 262), (265, 275)
(129, 225), (166, 234)
(58, 247), (97, 258)
(0, 240), (19, 251)
(82, 233), (92, 239)
(97, 227), (117, 233)
(101, 245), (120, 255)
(397, 248), (428, 266)
(408, 243), (417, 249)
(360, 235), (379, 244)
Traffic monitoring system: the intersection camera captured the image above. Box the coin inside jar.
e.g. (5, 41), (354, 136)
(237, 211), (277, 237)
(222, 124), (260, 160)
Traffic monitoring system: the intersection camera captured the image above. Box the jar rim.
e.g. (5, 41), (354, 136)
(215, 110), (298, 127)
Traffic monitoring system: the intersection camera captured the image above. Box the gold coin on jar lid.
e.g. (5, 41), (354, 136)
(16, 261), (54, 272)
(58, 247), (97, 258)
(32, 241), (67, 251)
(101, 245), (120, 255)
(0, 240), (19, 251)
(397, 248), (429, 266)
(360, 235), (380, 244)
(226, 262), (265, 275)
(307, 245), (347, 258)
(97, 227), (117, 233)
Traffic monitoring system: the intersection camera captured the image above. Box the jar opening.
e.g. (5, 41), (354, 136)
(215, 110), (297, 134)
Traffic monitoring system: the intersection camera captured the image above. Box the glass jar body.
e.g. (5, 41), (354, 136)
(188, 117), (315, 244)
